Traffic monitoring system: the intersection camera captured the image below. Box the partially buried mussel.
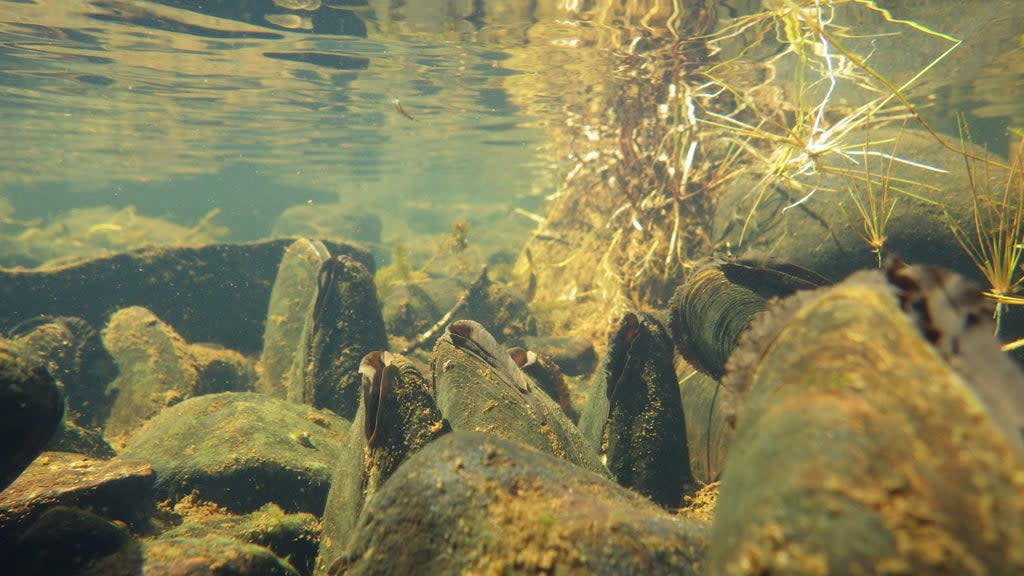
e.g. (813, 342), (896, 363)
(432, 319), (608, 477)
(669, 257), (828, 379)
(316, 350), (448, 576)
(288, 255), (388, 419)
(708, 261), (1024, 575)
(578, 312), (692, 508)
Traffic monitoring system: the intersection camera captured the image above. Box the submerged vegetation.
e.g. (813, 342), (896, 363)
(842, 129), (901, 267)
(516, 0), (1018, 348)
(946, 124), (1024, 335)
(0, 205), (228, 267)
(699, 0), (961, 246)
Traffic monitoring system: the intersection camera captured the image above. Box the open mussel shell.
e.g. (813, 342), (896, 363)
(316, 351), (448, 575)
(288, 254), (388, 419)
(578, 312), (691, 508)
(507, 346), (579, 422)
(709, 264), (1024, 574)
(432, 319), (608, 478)
(669, 257), (828, 379)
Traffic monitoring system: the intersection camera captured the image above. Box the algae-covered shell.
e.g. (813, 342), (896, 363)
(669, 257), (828, 378)
(258, 238), (330, 399)
(334, 432), (710, 576)
(884, 259), (1024, 454)
(288, 255), (388, 419)
(709, 265), (1024, 575)
(432, 320), (608, 477)
(316, 351), (448, 575)
(578, 312), (691, 508)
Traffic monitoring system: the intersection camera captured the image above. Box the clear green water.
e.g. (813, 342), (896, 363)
(1, 0), (1021, 267)
(0, 0), (555, 256)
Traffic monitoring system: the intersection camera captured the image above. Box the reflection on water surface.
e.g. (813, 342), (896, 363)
(0, 1), (1021, 264)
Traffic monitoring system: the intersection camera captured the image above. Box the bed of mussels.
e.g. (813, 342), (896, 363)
(1, 230), (1022, 575)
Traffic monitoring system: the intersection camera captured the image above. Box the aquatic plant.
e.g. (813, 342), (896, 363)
(841, 128), (901, 267)
(697, 0), (961, 246)
(945, 121), (1024, 335)
(377, 220), (473, 288)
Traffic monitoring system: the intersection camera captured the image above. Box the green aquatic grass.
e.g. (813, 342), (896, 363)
(698, 0), (962, 247)
(945, 120), (1024, 335)
(844, 130), (901, 268)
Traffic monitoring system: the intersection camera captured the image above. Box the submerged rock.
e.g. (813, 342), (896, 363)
(0, 340), (64, 492)
(383, 266), (538, 354)
(102, 307), (254, 445)
(118, 392), (349, 514)
(335, 432), (709, 575)
(48, 419), (117, 459)
(272, 204), (383, 252)
(461, 271), (538, 343)
(144, 534), (300, 576)
(0, 238), (374, 356)
(162, 503), (319, 576)
(0, 451), (153, 557)
(9, 506), (143, 576)
(711, 128), (998, 284)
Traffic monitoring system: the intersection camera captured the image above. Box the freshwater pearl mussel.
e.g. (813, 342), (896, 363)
(6, 236), (1021, 575)
(316, 314), (707, 574)
(324, 256), (1024, 575)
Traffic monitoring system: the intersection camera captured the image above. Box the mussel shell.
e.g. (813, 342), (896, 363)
(884, 258), (1024, 455)
(508, 346), (579, 422)
(335, 432), (710, 575)
(432, 320), (608, 477)
(9, 315), (115, 428)
(677, 368), (732, 485)
(258, 238), (330, 399)
(316, 351), (447, 575)
(710, 267), (1024, 574)
(289, 255), (388, 419)
(669, 257), (827, 379)
(578, 312), (691, 508)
